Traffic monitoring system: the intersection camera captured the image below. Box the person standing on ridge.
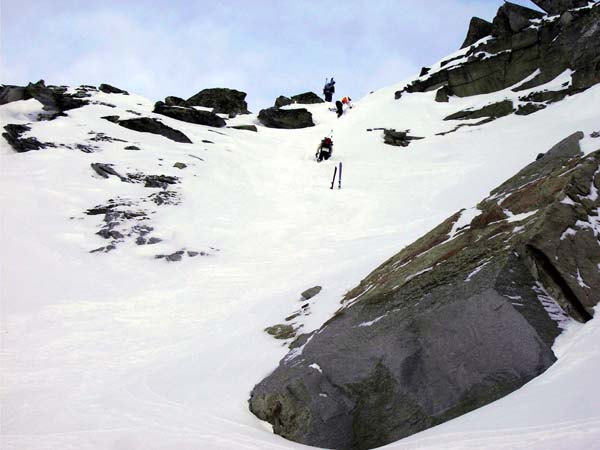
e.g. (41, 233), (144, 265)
(323, 77), (335, 102)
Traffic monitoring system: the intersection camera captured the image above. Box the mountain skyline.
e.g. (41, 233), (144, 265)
(2, 0), (539, 110)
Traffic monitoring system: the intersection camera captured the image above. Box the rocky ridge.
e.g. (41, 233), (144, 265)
(401, 1), (600, 117)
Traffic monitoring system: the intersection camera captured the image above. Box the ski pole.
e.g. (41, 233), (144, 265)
(330, 166), (338, 189)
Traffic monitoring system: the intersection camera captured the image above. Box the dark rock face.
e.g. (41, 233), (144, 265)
(186, 88), (250, 115)
(434, 86), (451, 103)
(444, 99), (515, 121)
(249, 132), (600, 449)
(258, 107), (314, 129)
(99, 84), (129, 95)
(531, 0), (589, 15)
(402, 4), (600, 99)
(290, 92), (324, 104)
(2, 124), (55, 152)
(0, 85), (31, 105)
(107, 117), (192, 143)
(275, 96), (293, 108)
(492, 2), (544, 37)
(461, 17), (493, 48)
(153, 102), (226, 128)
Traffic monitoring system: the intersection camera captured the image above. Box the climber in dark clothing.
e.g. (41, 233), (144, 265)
(335, 96), (352, 118)
(323, 78), (335, 102)
(316, 136), (333, 162)
(335, 100), (343, 118)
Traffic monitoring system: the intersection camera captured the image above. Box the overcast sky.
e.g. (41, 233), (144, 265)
(1, 0), (540, 110)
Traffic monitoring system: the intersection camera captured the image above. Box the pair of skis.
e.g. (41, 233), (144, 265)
(330, 162), (342, 189)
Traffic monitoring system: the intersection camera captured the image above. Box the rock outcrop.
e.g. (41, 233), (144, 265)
(435, 86), (451, 103)
(531, 0), (589, 15)
(99, 84), (129, 95)
(0, 85), (31, 105)
(2, 124), (56, 152)
(90, 163), (129, 181)
(104, 116), (192, 143)
(444, 99), (516, 121)
(153, 101), (226, 128)
(290, 92), (324, 104)
(382, 129), (425, 147)
(301, 286), (322, 300)
(0, 80), (89, 116)
(249, 132), (600, 449)
(228, 125), (258, 132)
(492, 2), (544, 37)
(401, 3), (600, 99)
(274, 96), (293, 108)
(461, 17), (493, 48)
(258, 107), (315, 129)
(164, 96), (187, 106)
(186, 88), (250, 115)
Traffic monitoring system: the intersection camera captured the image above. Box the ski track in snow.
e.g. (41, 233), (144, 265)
(1, 76), (600, 450)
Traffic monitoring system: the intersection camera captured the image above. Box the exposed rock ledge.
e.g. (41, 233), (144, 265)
(249, 131), (600, 450)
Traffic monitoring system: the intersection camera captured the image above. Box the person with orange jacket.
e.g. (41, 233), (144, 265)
(335, 96), (352, 118)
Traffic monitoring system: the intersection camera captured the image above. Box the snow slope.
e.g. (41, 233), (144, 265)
(1, 72), (600, 450)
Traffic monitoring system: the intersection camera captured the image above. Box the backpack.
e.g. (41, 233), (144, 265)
(322, 137), (333, 148)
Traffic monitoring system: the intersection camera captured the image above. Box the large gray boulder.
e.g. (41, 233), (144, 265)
(531, 0), (589, 15)
(291, 92), (324, 104)
(257, 107), (314, 129)
(249, 132), (600, 449)
(461, 17), (493, 48)
(186, 88), (250, 115)
(153, 101), (226, 128)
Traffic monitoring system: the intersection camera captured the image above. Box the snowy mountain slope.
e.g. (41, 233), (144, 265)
(2, 50), (600, 450)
